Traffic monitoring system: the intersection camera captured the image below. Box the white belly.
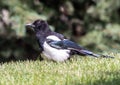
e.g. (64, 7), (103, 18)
(42, 42), (70, 62)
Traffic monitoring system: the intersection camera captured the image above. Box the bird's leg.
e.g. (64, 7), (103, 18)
(38, 53), (44, 60)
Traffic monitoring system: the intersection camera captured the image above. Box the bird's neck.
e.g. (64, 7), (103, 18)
(35, 27), (53, 45)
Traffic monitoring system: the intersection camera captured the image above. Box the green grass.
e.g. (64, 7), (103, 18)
(0, 53), (120, 85)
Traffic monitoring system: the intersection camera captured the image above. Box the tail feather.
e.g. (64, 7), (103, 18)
(80, 50), (100, 57)
(79, 49), (114, 58)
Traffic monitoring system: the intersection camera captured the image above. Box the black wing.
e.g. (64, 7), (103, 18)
(46, 39), (100, 57)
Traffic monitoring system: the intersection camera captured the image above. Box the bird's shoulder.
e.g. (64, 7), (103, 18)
(52, 32), (66, 40)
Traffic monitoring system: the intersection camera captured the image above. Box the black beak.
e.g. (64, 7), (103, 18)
(25, 23), (35, 29)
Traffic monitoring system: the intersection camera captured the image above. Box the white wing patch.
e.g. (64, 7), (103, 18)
(42, 35), (70, 61)
(46, 35), (61, 41)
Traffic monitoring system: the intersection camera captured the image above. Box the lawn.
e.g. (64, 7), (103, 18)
(0, 53), (120, 85)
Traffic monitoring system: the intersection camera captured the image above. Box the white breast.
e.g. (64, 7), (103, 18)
(42, 35), (70, 62)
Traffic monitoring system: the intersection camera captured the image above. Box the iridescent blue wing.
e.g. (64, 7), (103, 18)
(46, 39), (100, 57)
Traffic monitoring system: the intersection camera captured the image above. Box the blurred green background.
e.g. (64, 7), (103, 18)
(0, 0), (120, 62)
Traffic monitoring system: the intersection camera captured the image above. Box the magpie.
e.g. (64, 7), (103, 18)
(25, 19), (113, 62)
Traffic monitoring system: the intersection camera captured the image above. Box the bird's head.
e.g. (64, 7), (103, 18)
(25, 19), (49, 32)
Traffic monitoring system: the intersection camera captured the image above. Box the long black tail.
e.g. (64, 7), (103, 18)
(79, 49), (114, 58)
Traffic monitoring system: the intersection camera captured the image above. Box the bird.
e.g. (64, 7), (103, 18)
(25, 19), (113, 62)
